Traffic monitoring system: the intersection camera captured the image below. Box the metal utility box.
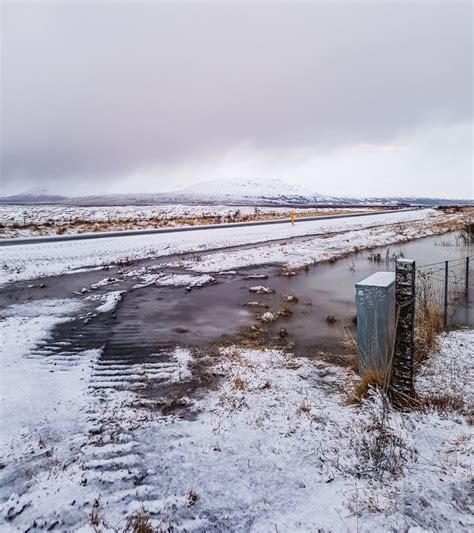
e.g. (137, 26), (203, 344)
(355, 272), (396, 374)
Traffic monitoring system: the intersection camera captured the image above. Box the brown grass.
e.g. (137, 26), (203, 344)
(4, 207), (372, 238)
(420, 393), (466, 415)
(232, 375), (246, 390)
(349, 369), (387, 404)
(276, 303), (293, 317)
(415, 272), (444, 364)
(280, 266), (297, 277)
(459, 213), (474, 244)
(298, 399), (311, 415)
(415, 302), (443, 364)
(327, 334), (358, 372)
(89, 508), (101, 530)
(239, 324), (268, 348)
(124, 506), (153, 533)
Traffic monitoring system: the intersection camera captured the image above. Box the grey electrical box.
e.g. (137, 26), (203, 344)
(355, 272), (396, 374)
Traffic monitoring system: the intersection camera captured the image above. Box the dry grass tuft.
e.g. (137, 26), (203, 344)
(420, 393), (466, 415)
(239, 324), (267, 348)
(277, 303), (293, 317)
(298, 399), (311, 415)
(329, 334), (358, 372)
(327, 352), (358, 372)
(341, 334), (357, 355)
(232, 375), (246, 390)
(459, 213), (474, 244)
(349, 369), (386, 404)
(89, 508), (101, 531)
(280, 266), (297, 277)
(415, 273), (444, 364)
(415, 303), (443, 364)
(124, 505), (153, 533)
(353, 394), (411, 479)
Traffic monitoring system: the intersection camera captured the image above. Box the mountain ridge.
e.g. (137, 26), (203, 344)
(1, 178), (471, 206)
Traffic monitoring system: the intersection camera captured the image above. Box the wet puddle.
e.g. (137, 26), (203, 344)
(257, 231), (473, 354)
(1, 231), (472, 389)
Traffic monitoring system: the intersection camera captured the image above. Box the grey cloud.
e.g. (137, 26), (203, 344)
(1, 1), (472, 194)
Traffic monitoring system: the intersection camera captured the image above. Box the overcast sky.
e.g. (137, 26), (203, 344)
(1, 1), (472, 199)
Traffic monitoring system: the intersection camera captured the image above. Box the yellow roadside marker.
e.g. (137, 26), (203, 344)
(291, 210), (295, 225)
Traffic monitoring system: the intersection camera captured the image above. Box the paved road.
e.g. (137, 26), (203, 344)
(0, 208), (416, 247)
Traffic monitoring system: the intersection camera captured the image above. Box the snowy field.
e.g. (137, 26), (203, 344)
(1, 207), (472, 531)
(0, 208), (462, 286)
(0, 205), (370, 239)
(0, 289), (472, 531)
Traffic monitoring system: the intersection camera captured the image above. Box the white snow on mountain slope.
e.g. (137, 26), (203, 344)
(175, 177), (322, 199)
(15, 187), (51, 199)
(1, 187), (68, 203)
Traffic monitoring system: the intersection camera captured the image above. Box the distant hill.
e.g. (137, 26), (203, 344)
(0, 187), (68, 204)
(153, 178), (339, 206)
(0, 179), (472, 207)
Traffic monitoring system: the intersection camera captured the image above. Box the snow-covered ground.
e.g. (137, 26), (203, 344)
(0, 208), (461, 286)
(0, 205), (366, 239)
(0, 291), (472, 531)
(0, 204), (318, 226)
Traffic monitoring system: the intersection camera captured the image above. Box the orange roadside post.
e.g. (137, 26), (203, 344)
(291, 210), (295, 225)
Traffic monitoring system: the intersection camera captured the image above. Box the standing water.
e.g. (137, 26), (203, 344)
(261, 231), (473, 354)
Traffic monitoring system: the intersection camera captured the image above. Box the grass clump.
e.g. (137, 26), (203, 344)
(415, 272), (444, 364)
(232, 375), (246, 390)
(298, 399), (311, 415)
(349, 369), (386, 404)
(124, 506), (153, 533)
(459, 214), (474, 244)
(420, 393), (466, 415)
(415, 303), (443, 364)
(89, 508), (101, 531)
(353, 392), (411, 480)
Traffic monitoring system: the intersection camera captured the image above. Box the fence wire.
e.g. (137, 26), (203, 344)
(415, 256), (471, 327)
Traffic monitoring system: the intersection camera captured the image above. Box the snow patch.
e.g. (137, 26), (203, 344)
(249, 285), (273, 294)
(94, 290), (124, 313)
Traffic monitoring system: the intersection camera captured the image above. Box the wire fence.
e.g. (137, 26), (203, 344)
(416, 255), (472, 328)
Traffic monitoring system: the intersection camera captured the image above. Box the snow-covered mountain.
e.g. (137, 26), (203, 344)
(165, 178), (333, 204)
(178, 177), (312, 198)
(0, 187), (68, 204)
(0, 178), (471, 206)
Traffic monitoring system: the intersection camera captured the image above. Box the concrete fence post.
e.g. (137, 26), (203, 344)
(355, 272), (396, 374)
